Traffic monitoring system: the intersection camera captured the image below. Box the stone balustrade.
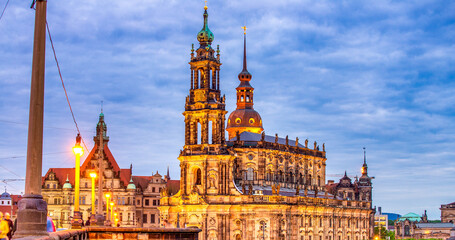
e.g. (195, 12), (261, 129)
(14, 227), (201, 240)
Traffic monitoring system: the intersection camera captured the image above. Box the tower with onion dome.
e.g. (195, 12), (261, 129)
(226, 27), (264, 139)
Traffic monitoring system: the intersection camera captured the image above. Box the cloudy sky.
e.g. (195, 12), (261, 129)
(1, 0), (454, 219)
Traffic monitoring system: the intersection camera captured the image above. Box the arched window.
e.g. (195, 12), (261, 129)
(404, 225), (410, 236)
(247, 168), (254, 181)
(235, 234), (241, 240)
(317, 176), (321, 186)
(195, 168), (201, 185)
(246, 96), (250, 102)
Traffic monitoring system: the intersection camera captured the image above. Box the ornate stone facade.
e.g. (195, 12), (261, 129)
(42, 114), (179, 229)
(441, 202), (455, 223)
(159, 6), (374, 240)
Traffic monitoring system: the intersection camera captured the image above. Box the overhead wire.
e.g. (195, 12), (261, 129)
(0, 0), (10, 22)
(45, 21), (89, 153)
(0, 151), (72, 160)
(0, 119), (94, 133)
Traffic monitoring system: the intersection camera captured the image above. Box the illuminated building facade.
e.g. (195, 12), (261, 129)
(42, 113), (179, 229)
(159, 5), (374, 240)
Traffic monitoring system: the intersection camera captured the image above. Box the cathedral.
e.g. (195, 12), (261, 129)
(158, 5), (375, 240)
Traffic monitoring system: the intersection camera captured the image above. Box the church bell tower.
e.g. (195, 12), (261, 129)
(183, 4), (226, 147)
(178, 5), (232, 201)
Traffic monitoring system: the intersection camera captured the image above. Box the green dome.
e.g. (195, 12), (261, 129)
(197, 9), (214, 46)
(127, 176), (136, 190)
(63, 176), (72, 189)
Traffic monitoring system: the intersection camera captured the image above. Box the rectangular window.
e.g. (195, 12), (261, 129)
(152, 187), (155, 192)
(151, 214), (155, 224)
(120, 212), (123, 221)
(143, 214), (147, 223)
(145, 199), (149, 206)
(153, 200), (156, 206)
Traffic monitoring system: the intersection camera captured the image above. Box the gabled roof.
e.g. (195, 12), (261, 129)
(42, 168), (75, 186)
(132, 176), (153, 191)
(43, 144), (131, 187)
(80, 144), (121, 175)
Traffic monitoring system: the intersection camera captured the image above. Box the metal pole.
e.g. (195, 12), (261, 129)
(91, 177), (95, 215)
(14, 0), (48, 237)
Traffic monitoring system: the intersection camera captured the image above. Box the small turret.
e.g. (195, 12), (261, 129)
(63, 175), (72, 189)
(127, 176), (136, 191)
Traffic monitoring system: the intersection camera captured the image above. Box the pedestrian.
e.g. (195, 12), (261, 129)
(0, 212), (9, 240)
(46, 215), (55, 232)
(85, 218), (90, 226)
(4, 213), (12, 240)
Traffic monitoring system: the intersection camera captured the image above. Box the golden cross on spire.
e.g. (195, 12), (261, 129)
(204, 0), (208, 10)
(241, 26), (247, 35)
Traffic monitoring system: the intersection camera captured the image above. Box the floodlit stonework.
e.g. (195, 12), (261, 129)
(159, 6), (375, 240)
(42, 114), (179, 229)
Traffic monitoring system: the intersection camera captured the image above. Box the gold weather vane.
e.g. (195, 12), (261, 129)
(241, 26), (247, 35)
(204, 0), (208, 10)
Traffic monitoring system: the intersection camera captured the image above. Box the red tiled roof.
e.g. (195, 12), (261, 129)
(166, 180), (180, 195)
(10, 195), (22, 204)
(42, 168), (75, 186)
(132, 176), (152, 190)
(119, 169), (132, 187)
(43, 144), (131, 187)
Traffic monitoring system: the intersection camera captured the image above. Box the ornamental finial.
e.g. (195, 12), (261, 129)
(204, 0), (208, 10)
(241, 26), (247, 35)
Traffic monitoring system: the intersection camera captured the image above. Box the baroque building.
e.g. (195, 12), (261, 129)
(42, 113), (179, 229)
(159, 5), (374, 240)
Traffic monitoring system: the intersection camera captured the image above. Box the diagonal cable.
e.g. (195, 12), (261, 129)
(46, 21), (89, 153)
(0, 0), (10, 22)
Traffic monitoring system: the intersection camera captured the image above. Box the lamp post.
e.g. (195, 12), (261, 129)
(71, 134), (84, 229)
(105, 192), (111, 225)
(110, 202), (114, 224)
(89, 172), (97, 224)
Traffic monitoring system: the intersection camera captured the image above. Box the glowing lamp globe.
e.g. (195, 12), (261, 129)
(72, 145), (84, 157)
(90, 172), (97, 178)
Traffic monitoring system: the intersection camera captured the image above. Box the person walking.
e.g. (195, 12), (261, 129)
(4, 213), (12, 240)
(0, 212), (9, 240)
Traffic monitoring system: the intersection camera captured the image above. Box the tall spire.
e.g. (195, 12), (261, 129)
(363, 147), (367, 165)
(241, 26), (248, 71)
(238, 26), (252, 82)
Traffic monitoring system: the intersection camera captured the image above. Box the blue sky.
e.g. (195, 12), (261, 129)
(0, 0), (454, 219)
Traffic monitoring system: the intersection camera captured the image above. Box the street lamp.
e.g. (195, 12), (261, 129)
(105, 192), (111, 223)
(89, 172), (97, 223)
(110, 202), (114, 224)
(71, 134), (84, 229)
